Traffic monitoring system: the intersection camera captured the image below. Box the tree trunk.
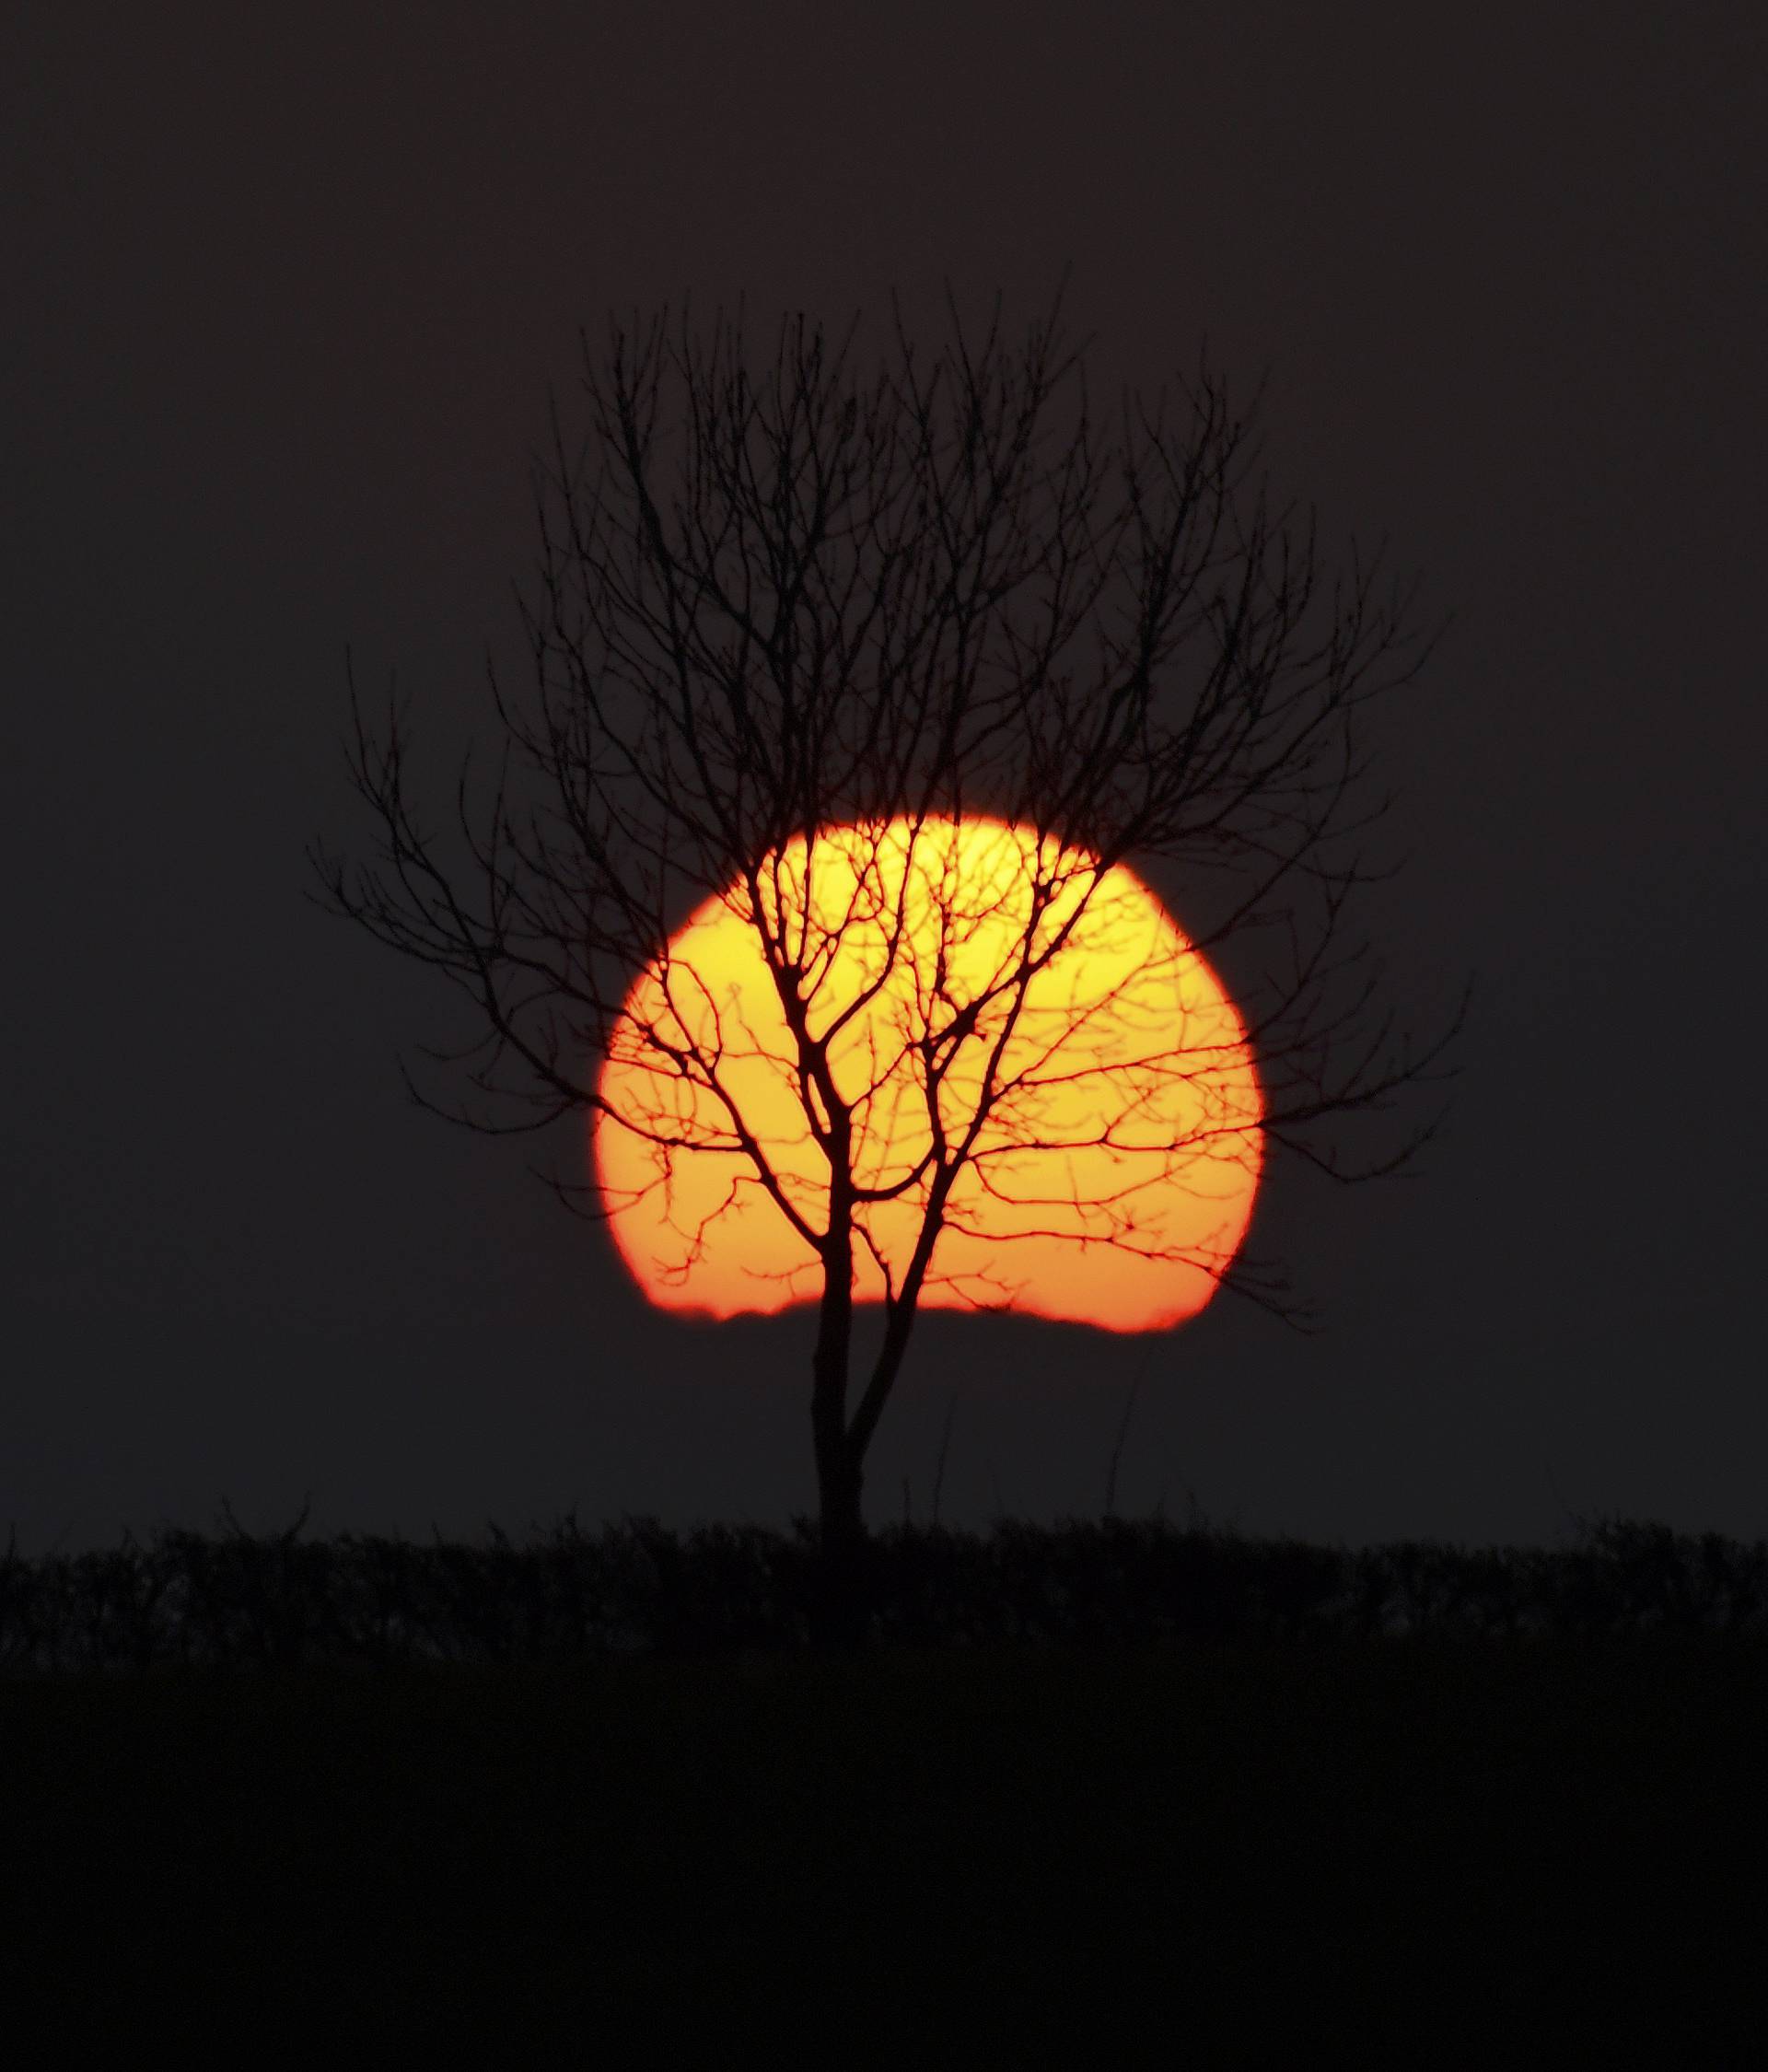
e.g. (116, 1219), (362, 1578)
(811, 1438), (870, 1652)
(808, 1213), (871, 1649)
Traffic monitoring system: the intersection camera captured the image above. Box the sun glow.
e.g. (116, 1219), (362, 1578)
(594, 816), (1262, 1332)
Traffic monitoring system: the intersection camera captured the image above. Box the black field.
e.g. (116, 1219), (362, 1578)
(8, 1630), (1766, 2060)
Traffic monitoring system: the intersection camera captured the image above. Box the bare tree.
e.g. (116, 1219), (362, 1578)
(310, 291), (1459, 1639)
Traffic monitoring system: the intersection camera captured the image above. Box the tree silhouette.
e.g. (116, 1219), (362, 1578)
(311, 291), (1459, 1642)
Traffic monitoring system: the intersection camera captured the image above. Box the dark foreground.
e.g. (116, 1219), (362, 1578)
(7, 1635), (1766, 2061)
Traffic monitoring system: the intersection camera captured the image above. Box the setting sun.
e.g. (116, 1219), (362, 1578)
(594, 817), (1262, 1332)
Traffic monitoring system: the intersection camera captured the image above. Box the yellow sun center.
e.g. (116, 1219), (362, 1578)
(595, 816), (1262, 1331)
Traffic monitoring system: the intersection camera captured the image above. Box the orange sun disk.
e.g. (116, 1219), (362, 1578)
(594, 816), (1262, 1333)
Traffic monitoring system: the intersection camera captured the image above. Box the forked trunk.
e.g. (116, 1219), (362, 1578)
(805, 1195), (940, 1649)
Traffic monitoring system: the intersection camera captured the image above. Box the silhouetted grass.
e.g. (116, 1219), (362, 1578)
(7, 1509), (1768, 2055)
(5, 1507), (1767, 1671)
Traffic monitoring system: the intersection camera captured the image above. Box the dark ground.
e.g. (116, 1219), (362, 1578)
(7, 1637), (1765, 2061)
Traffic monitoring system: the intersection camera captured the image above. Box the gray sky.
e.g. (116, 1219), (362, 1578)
(5, 0), (1764, 1553)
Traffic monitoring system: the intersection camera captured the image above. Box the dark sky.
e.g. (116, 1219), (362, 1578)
(6, 2), (1764, 1555)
